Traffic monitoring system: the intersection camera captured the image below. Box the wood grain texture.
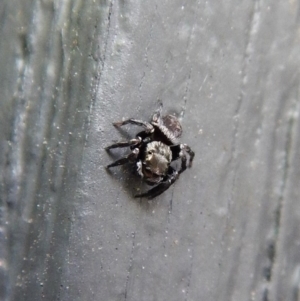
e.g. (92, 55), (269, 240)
(0, 1), (300, 301)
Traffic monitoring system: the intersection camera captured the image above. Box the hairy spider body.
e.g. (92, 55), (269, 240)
(141, 141), (172, 184)
(105, 103), (195, 199)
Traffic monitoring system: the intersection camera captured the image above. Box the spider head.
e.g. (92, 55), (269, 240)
(145, 152), (169, 176)
(143, 141), (172, 178)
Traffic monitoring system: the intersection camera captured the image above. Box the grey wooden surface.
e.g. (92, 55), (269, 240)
(1, 1), (300, 301)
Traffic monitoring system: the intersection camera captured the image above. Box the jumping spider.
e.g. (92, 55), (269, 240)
(105, 103), (195, 199)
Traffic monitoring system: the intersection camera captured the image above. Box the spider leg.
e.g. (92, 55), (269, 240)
(179, 154), (187, 174)
(113, 119), (154, 133)
(106, 148), (139, 168)
(136, 130), (152, 140)
(183, 144), (195, 167)
(170, 143), (195, 172)
(151, 99), (163, 122)
(105, 137), (141, 150)
(135, 168), (179, 199)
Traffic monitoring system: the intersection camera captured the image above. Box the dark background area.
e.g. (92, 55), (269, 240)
(1, 1), (300, 300)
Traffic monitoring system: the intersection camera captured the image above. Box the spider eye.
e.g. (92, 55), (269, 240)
(147, 151), (153, 155)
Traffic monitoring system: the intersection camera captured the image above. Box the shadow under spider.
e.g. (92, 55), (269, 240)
(105, 151), (158, 208)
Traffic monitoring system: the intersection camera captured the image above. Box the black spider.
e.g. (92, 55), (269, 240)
(105, 103), (195, 199)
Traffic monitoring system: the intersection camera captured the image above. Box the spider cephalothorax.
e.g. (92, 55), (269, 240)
(105, 103), (195, 199)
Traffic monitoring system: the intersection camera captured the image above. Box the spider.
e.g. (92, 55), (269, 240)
(105, 103), (195, 199)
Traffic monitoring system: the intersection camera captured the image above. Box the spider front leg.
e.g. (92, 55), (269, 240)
(182, 144), (195, 167)
(170, 143), (195, 172)
(135, 167), (179, 199)
(105, 137), (141, 150)
(106, 148), (139, 168)
(113, 118), (154, 133)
